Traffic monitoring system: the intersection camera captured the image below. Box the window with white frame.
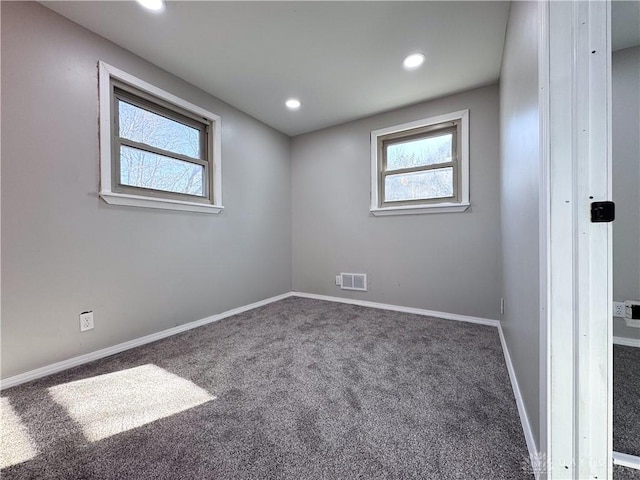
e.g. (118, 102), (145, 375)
(370, 110), (469, 215)
(99, 62), (223, 214)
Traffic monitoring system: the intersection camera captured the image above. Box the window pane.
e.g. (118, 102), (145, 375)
(120, 146), (204, 196)
(384, 167), (454, 202)
(118, 100), (201, 159)
(386, 133), (453, 171)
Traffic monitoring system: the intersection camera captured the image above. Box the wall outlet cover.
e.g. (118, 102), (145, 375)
(613, 302), (625, 318)
(80, 311), (94, 332)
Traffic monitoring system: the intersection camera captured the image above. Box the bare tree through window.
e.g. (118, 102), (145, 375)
(385, 133), (454, 202)
(118, 100), (205, 196)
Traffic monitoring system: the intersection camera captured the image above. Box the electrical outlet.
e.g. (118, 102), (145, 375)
(80, 311), (94, 331)
(335, 275), (341, 286)
(613, 302), (625, 318)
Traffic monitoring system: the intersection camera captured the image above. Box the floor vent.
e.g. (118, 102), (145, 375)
(340, 273), (367, 291)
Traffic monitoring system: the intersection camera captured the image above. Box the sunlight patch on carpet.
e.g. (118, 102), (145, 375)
(0, 397), (38, 469)
(48, 364), (214, 442)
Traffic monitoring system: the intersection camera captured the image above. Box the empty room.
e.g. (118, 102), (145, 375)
(1, 1), (638, 479)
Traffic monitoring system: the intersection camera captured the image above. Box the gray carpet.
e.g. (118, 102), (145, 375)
(614, 344), (640, 457)
(615, 465), (640, 479)
(2, 297), (533, 479)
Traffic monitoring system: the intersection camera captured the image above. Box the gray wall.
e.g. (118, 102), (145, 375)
(291, 85), (502, 320)
(1, 2), (292, 379)
(612, 45), (640, 340)
(499, 1), (541, 447)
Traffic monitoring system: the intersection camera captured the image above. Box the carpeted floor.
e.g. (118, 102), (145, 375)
(1, 297), (534, 479)
(615, 464), (640, 479)
(613, 343), (640, 478)
(614, 344), (640, 458)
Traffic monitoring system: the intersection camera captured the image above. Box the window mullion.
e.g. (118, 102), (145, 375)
(118, 138), (207, 167)
(384, 161), (455, 177)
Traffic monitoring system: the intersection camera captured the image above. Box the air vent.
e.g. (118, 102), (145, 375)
(340, 273), (367, 291)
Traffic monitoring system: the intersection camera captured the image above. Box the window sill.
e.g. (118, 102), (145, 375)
(100, 191), (224, 214)
(370, 203), (470, 216)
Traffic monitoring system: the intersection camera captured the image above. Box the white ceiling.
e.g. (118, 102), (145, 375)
(612, 0), (640, 52)
(43, 1), (510, 136)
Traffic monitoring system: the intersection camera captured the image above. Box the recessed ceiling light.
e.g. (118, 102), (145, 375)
(403, 53), (426, 70)
(137, 0), (165, 12)
(285, 99), (302, 110)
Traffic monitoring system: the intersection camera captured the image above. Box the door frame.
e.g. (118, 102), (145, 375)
(542, 1), (613, 478)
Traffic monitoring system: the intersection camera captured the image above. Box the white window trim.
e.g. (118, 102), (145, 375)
(98, 61), (223, 214)
(370, 109), (470, 216)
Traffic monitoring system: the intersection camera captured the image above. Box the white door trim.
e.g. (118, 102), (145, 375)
(538, 1), (551, 475)
(544, 1), (613, 478)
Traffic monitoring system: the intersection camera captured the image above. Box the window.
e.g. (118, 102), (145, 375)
(99, 62), (222, 213)
(370, 110), (469, 215)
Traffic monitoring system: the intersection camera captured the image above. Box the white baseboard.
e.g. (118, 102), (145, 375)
(613, 451), (640, 470)
(497, 324), (540, 480)
(613, 336), (640, 348)
(0, 292), (294, 390)
(292, 292), (500, 327)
